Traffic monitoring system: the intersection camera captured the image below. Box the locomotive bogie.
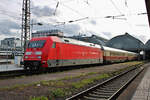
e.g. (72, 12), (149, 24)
(47, 59), (103, 67)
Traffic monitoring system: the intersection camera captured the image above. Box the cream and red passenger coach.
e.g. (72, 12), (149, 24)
(23, 36), (138, 70)
(103, 46), (138, 63)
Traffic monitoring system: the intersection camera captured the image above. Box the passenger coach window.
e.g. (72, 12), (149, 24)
(52, 42), (56, 48)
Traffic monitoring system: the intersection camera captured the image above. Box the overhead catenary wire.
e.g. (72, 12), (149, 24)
(27, 0), (150, 34)
(125, 0), (128, 7)
(109, 0), (123, 15)
(84, 0), (89, 5)
(53, 0), (86, 17)
(108, 0), (148, 34)
(54, 17), (89, 26)
(51, 0), (126, 25)
(53, 1), (59, 16)
(52, 0), (143, 23)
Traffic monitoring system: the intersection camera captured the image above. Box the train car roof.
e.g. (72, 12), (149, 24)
(61, 37), (102, 49)
(103, 46), (137, 54)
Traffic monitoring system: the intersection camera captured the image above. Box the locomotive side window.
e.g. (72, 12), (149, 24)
(28, 40), (46, 48)
(52, 42), (56, 48)
(64, 40), (69, 42)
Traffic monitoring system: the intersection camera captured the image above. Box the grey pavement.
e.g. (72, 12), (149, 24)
(132, 63), (150, 100)
(0, 64), (23, 72)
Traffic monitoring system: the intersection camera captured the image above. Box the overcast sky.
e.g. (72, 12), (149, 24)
(0, 0), (149, 43)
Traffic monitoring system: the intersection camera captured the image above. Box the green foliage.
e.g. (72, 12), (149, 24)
(72, 73), (110, 89)
(71, 82), (84, 89)
(87, 72), (97, 75)
(53, 81), (65, 87)
(63, 76), (73, 80)
(31, 96), (48, 100)
(41, 81), (50, 86)
(41, 81), (65, 87)
(71, 79), (93, 89)
(51, 88), (65, 97)
(93, 73), (110, 80)
(122, 61), (143, 66)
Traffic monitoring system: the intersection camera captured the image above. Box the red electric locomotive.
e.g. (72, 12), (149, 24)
(23, 36), (103, 70)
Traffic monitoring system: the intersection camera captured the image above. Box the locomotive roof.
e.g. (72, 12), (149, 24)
(31, 36), (62, 42)
(61, 37), (102, 49)
(34, 36), (102, 49)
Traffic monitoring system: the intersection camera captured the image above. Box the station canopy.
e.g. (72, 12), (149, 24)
(106, 33), (144, 53)
(145, 39), (150, 50)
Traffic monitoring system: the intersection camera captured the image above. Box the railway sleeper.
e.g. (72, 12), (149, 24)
(99, 87), (119, 91)
(88, 93), (111, 98)
(104, 85), (123, 88)
(106, 81), (125, 84)
(96, 89), (116, 93)
(102, 85), (122, 88)
(92, 91), (113, 95)
(83, 96), (106, 100)
(87, 93), (110, 99)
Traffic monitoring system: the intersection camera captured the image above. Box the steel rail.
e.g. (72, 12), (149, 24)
(66, 65), (144, 100)
(0, 70), (43, 79)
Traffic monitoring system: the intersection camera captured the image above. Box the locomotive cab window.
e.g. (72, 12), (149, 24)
(28, 40), (46, 48)
(52, 42), (56, 48)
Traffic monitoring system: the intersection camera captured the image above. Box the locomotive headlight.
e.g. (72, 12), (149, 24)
(37, 56), (41, 59)
(35, 51), (42, 55)
(25, 52), (32, 55)
(25, 56), (28, 59)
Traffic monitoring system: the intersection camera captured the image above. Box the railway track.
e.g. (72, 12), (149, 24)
(0, 63), (144, 81)
(0, 64), (105, 80)
(66, 65), (144, 100)
(0, 66), (85, 79)
(0, 70), (43, 79)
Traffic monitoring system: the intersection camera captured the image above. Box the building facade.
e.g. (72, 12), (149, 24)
(106, 33), (144, 53)
(1, 38), (21, 49)
(32, 29), (63, 38)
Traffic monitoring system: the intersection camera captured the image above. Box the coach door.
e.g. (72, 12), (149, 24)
(51, 42), (59, 67)
(100, 45), (104, 63)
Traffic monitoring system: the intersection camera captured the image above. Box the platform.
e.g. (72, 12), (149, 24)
(132, 63), (150, 100)
(0, 59), (12, 64)
(0, 64), (23, 72)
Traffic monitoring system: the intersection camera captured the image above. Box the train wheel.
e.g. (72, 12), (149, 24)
(23, 66), (28, 70)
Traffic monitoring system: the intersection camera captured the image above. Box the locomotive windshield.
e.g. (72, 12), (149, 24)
(28, 40), (46, 48)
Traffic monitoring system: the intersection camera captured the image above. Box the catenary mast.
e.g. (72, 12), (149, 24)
(21, 0), (31, 52)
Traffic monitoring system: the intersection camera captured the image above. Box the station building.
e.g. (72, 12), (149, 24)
(0, 38), (21, 50)
(145, 39), (150, 59)
(32, 29), (63, 38)
(69, 35), (108, 46)
(106, 33), (144, 53)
